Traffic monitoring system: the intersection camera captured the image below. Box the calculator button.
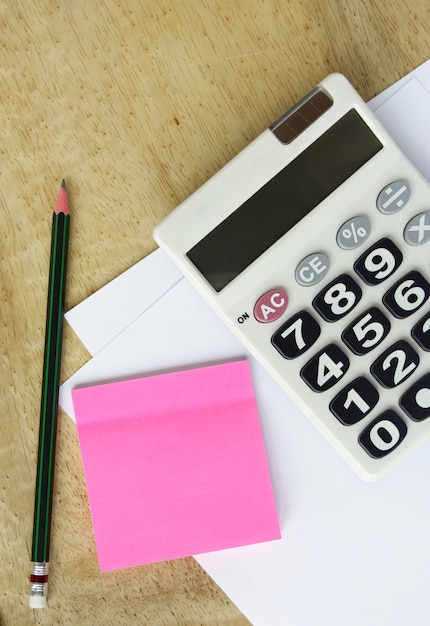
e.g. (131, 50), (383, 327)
(300, 343), (349, 392)
(411, 311), (430, 351)
(342, 306), (390, 355)
(254, 288), (288, 323)
(399, 373), (430, 422)
(404, 212), (430, 246)
(376, 181), (411, 215)
(336, 216), (370, 250)
(354, 238), (402, 285)
(370, 339), (419, 388)
(295, 253), (330, 287)
(330, 377), (379, 425)
(313, 274), (362, 322)
(359, 410), (407, 458)
(271, 310), (320, 359)
(382, 271), (430, 319)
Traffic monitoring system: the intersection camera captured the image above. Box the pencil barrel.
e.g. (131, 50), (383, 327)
(31, 211), (70, 563)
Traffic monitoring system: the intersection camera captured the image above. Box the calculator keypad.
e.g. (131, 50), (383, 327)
(267, 178), (430, 470)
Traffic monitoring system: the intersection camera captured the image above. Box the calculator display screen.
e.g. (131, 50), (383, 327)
(187, 109), (383, 292)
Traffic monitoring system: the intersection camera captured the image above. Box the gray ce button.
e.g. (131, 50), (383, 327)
(295, 253), (330, 286)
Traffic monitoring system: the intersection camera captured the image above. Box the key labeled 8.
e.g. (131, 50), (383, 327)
(313, 274), (362, 322)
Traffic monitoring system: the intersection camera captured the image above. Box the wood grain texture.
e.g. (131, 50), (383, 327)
(1, 1), (429, 624)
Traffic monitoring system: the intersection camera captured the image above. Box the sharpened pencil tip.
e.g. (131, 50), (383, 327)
(54, 180), (69, 215)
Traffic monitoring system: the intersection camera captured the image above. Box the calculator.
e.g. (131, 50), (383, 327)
(154, 73), (430, 480)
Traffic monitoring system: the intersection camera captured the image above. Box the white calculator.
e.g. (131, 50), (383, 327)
(154, 73), (430, 480)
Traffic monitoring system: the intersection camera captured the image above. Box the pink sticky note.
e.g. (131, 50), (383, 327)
(72, 360), (280, 571)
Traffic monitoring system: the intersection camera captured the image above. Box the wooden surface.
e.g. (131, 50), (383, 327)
(1, 1), (429, 624)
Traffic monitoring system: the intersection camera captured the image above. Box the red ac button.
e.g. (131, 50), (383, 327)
(254, 288), (288, 323)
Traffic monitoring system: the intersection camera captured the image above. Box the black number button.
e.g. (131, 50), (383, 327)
(301, 344), (349, 392)
(354, 238), (402, 285)
(399, 373), (430, 422)
(383, 271), (430, 319)
(271, 310), (320, 359)
(370, 339), (419, 388)
(359, 410), (407, 458)
(330, 377), (379, 425)
(313, 274), (361, 322)
(411, 311), (430, 351)
(342, 307), (390, 355)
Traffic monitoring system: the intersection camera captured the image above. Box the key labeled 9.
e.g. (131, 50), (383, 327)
(354, 238), (402, 285)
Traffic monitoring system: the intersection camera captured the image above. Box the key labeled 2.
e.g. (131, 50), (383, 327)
(301, 343), (349, 392)
(371, 339), (419, 388)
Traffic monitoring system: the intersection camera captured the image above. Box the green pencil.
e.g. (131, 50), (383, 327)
(29, 180), (70, 609)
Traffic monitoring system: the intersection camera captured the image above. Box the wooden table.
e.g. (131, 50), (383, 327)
(1, 2), (429, 624)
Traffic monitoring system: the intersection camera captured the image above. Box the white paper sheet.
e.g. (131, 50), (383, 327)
(370, 75), (430, 182)
(60, 60), (430, 626)
(65, 247), (182, 355)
